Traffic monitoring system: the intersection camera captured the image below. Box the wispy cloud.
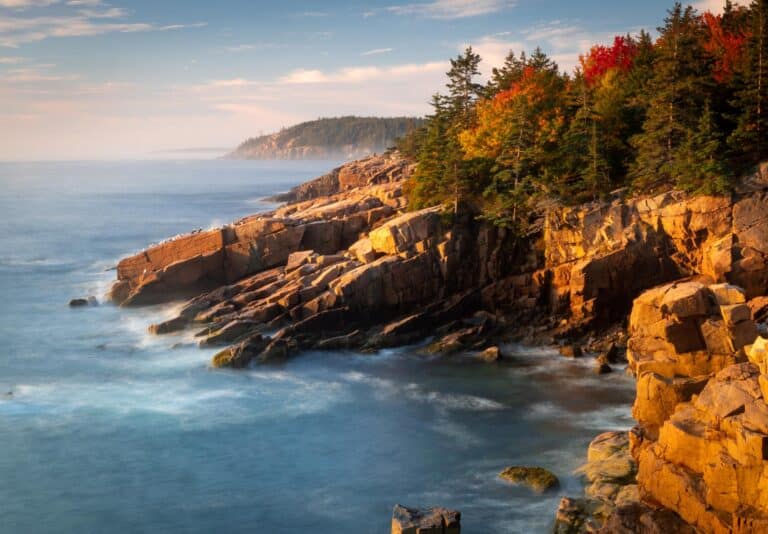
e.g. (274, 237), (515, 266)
(386, 0), (514, 19)
(278, 61), (445, 84)
(0, 0), (58, 8)
(295, 11), (327, 18)
(0, 55), (26, 63)
(0, 65), (78, 82)
(361, 47), (393, 56)
(225, 42), (280, 53)
(0, 4), (206, 47)
(209, 78), (261, 88)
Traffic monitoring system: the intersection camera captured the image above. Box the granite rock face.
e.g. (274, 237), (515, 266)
(111, 159), (408, 306)
(110, 155), (768, 372)
(538, 189), (768, 329)
(273, 152), (414, 203)
(620, 281), (768, 533)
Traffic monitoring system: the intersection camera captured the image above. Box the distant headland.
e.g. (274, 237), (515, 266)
(225, 116), (424, 160)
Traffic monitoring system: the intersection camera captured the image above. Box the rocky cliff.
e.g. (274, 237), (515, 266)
(109, 155), (768, 360)
(108, 153), (768, 529)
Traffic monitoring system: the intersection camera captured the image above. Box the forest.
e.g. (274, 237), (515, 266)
(233, 116), (424, 157)
(398, 1), (768, 232)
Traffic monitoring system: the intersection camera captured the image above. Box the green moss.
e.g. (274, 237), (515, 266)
(499, 466), (560, 493)
(211, 349), (234, 368)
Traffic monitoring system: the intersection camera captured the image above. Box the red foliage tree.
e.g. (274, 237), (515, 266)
(580, 36), (639, 86)
(702, 11), (749, 83)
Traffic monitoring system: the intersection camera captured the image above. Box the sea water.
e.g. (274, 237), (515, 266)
(0, 160), (635, 533)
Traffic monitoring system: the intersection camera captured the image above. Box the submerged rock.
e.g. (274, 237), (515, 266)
(594, 362), (612, 374)
(498, 465), (559, 493)
(69, 296), (97, 307)
(391, 504), (460, 534)
(559, 344), (583, 358)
(598, 502), (696, 534)
(553, 497), (601, 534)
(210, 334), (270, 368)
(478, 346), (502, 362)
(148, 316), (187, 335)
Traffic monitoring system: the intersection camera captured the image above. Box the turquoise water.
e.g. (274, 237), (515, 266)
(0, 160), (635, 533)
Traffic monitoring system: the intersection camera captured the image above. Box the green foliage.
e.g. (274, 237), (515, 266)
(234, 116), (424, 156)
(728, 0), (768, 168)
(672, 102), (732, 193)
(630, 3), (714, 191)
(403, 1), (767, 233)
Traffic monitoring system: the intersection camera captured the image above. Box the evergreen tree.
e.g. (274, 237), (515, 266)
(672, 102), (731, 193)
(487, 50), (527, 95)
(407, 94), (453, 209)
(446, 47), (484, 129)
(631, 3), (713, 191)
(729, 0), (768, 166)
(562, 73), (610, 200)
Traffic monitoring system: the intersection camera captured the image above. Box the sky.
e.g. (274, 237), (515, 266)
(0, 0), (748, 160)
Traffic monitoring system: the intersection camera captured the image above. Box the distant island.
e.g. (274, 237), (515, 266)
(225, 116), (424, 160)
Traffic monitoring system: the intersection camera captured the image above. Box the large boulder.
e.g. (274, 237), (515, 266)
(391, 505), (460, 534)
(369, 207), (442, 255)
(636, 363), (768, 533)
(498, 466), (559, 493)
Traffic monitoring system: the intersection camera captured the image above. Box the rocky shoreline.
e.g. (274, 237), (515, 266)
(106, 152), (768, 531)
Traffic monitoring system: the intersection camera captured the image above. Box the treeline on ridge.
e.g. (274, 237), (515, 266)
(397, 1), (768, 232)
(235, 116), (424, 153)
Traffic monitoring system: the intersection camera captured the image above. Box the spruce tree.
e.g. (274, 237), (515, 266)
(631, 3), (713, 191)
(729, 0), (768, 166)
(562, 74), (610, 200)
(487, 50), (526, 95)
(446, 47), (484, 129)
(672, 102), (731, 193)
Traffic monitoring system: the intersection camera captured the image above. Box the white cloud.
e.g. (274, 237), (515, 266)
(466, 20), (638, 76)
(225, 42), (279, 53)
(361, 47), (393, 56)
(209, 78), (260, 88)
(692, 0), (750, 13)
(0, 55), (25, 63)
(387, 0), (514, 19)
(278, 61), (445, 84)
(0, 54), (446, 159)
(0, 6), (205, 47)
(0, 65), (78, 82)
(279, 68), (328, 84)
(0, 0), (58, 8)
(78, 7), (127, 19)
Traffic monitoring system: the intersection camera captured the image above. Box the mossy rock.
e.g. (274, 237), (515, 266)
(211, 348), (235, 368)
(499, 466), (560, 493)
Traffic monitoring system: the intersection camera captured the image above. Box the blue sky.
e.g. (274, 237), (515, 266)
(0, 0), (742, 160)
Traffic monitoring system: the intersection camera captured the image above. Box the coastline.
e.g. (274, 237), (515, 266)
(102, 154), (768, 531)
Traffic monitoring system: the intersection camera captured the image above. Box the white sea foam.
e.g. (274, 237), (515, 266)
(524, 401), (632, 431)
(342, 371), (505, 412)
(430, 417), (483, 447)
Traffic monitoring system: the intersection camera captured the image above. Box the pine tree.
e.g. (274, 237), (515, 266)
(672, 102), (731, 193)
(631, 3), (713, 191)
(487, 50), (526, 96)
(446, 47), (484, 129)
(729, 0), (768, 167)
(562, 74), (610, 200)
(407, 94), (453, 209)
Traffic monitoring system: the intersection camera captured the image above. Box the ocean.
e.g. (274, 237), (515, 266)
(0, 159), (635, 533)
